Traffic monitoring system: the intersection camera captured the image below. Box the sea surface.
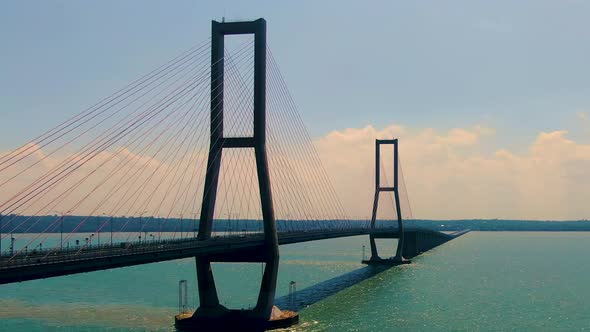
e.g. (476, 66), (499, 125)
(1, 232), (590, 331)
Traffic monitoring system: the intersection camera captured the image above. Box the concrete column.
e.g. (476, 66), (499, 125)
(369, 192), (380, 259)
(191, 18), (279, 323)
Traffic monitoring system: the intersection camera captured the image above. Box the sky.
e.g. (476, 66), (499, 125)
(1, 1), (590, 220)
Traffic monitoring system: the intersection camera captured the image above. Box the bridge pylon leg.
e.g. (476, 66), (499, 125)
(175, 18), (297, 331)
(369, 191), (380, 260)
(193, 259), (225, 316)
(362, 139), (411, 266)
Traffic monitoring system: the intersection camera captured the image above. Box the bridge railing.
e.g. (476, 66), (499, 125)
(0, 226), (415, 270)
(0, 233), (261, 269)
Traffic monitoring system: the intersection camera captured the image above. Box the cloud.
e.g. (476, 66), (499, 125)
(0, 143), (210, 219)
(436, 128), (479, 146)
(314, 124), (590, 220)
(2, 123), (590, 221)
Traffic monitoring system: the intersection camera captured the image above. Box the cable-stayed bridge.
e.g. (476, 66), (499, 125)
(0, 18), (463, 330)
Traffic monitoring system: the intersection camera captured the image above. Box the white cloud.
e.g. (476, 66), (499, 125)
(2, 124), (590, 221)
(314, 125), (590, 220)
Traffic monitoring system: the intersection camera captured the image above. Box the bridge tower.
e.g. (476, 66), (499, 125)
(363, 139), (411, 265)
(177, 18), (282, 330)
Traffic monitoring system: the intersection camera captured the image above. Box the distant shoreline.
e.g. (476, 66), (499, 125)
(1, 215), (590, 233)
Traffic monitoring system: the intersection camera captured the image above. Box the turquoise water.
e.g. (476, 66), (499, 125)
(1, 232), (590, 331)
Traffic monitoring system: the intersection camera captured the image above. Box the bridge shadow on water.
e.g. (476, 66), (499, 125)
(274, 265), (393, 312)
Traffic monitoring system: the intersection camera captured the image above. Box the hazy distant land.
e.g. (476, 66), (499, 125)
(1, 215), (590, 233)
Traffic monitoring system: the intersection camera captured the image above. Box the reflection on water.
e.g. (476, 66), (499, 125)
(298, 232), (590, 331)
(0, 235), (373, 331)
(0, 299), (174, 330)
(275, 265), (392, 311)
(3, 233), (589, 331)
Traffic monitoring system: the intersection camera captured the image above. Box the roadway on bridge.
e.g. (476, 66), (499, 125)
(0, 227), (451, 285)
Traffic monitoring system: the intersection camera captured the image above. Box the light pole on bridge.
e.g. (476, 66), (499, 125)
(138, 211), (149, 244)
(158, 216), (162, 241)
(110, 216), (114, 246)
(9, 234), (15, 256)
(192, 212), (198, 238)
(0, 213), (3, 254)
(97, 213), (106, 246)
(54, 210), (70, 250)
(179, 213), (184, 239)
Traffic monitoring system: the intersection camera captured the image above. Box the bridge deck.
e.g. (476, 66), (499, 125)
(0, 228), (453, 285)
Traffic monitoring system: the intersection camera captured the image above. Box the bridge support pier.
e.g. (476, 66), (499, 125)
(175, 18), (297, 331)
(363, 139), (410, 266)
(178, 254), (281, 330)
